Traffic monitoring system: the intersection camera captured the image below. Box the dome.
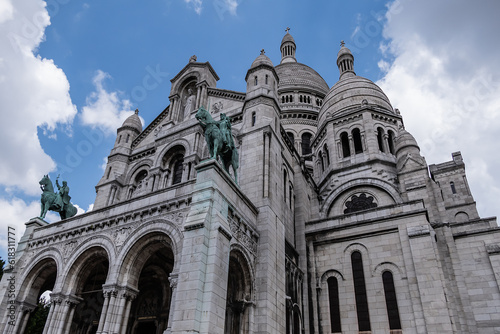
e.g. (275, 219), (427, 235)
(394, 128), (420, 156)
(337, 44), (353, 59)
(275, 62), (329, 95)
(318, 75), (394, 123)
(251, 52), (274, 69)
(281, 32), (295, 45)
(121, 109), (142, 133)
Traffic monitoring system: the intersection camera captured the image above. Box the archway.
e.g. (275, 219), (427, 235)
(224, 250), (252, 334)
(16, 258), (57, 334)
(68, 248), (109, 334)
(122, 233), (175, 334)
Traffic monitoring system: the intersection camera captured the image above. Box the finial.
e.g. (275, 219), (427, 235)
(189, 55), (197, 63)
(260, 49), (265, 55)
(340, 40), (345, 47)
(285, 27), (290, 33)
(134, 108), (139, 115)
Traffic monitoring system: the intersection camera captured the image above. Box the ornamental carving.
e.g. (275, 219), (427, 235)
(344, 193), (377, 214)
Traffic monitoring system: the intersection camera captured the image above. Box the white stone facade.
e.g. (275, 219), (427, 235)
(1, 31), (499, 334)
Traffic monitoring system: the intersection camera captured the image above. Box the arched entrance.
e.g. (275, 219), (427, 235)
(15, 258), (57, 334)
(121, 233), (175, 334)
(224, 250), (252, 334)
(68, 248), (109, 334)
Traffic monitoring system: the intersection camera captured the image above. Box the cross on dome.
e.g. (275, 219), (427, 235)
(340, 40), (345, 47)
(285, 27), (290, 33)
(260, 49), (265, 55)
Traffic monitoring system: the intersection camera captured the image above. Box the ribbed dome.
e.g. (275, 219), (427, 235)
(251, 52), (274, 68)
(318, 75), (394, 123)
(395, 128), (420, 156)
(281, 32), (295, 45)
(275, 62), (329, 95)
(337, 45), (353, 59)
(121, 109), (142, 133)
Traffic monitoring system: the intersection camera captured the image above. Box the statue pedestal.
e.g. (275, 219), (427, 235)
(16, 217), (49, 262)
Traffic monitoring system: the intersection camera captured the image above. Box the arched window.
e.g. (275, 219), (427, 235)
(172, 157), (184, 185)
(450, 181), (456, 194)
(382, 271), (402, 330)
(252, 112), (256, 126)
(286, 95), (289, 103)
(352, 128), (363, 154)
(307, 96), (311, 104)
(327, 277), (341, 333)
(324, 143), (330, 166)
(290, 95), (293, 103)
(351, 251), (370, 332)
(301, 133), (312, 159)
(300, 95), (303, 103)
(126, 134), (130, 143)
(254, 76), (258, 86)
(377, 127), (385, 152)
(340, 132), (350, 158)
(388, 130), (395, 155)
(265, 74), (269, 85)
(282, 96), (285, 103)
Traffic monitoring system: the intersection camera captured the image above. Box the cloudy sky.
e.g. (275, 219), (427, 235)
(0, 0), (499, 260)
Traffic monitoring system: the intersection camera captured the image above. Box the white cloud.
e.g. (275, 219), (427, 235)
(377, 0), (500, 218)
(184, 0), (203, 15)
(0, 0), (77, 196)
(80, 70), (143, 135)
(223, 0), (238, 16)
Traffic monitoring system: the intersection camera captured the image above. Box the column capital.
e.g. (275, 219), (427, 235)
(119, 286), (139, 301)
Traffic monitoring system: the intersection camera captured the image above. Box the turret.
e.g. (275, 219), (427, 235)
(244, 49), (279, 106)
(280, 27), (296, 64)
(336, 41), (355, 79)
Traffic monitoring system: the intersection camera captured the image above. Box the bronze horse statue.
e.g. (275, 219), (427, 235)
(196, 107), (239, 183)
(39, 174), (77, 220)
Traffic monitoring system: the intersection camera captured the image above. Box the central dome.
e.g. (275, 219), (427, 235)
(318, 75), (394, 124)
(275, 62), (329, 95)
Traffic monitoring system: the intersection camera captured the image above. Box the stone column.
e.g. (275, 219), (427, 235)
(101, 287), (118, 334)
(201, 84), (208, 108)
(119, 289), (138, 334)
(96, 291), (111, 333)
(348, 134), (355, 156)
(113, 287), (138, 334)
(42, 296), (62, 334)
(263, 131), (271, 198)
(18, 308), (33, 334)
(165, 274), (178, 334)
(195, 85), (202, 110)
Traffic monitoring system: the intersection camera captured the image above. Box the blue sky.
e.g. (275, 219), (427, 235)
(1, 0), (500, 261)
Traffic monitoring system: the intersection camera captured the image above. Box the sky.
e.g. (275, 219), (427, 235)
(0, 0), (499, 261)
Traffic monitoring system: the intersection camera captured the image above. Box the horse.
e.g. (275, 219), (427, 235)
(195, 107), (239, 183)
(39, 175), (77, 220)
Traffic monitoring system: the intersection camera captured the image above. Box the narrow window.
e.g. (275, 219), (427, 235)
(308, 96), (311, 104)
(351, 251), (370, 332)
(118, 135), (122, 143)
(254, 76), (258, 86)
(383, 271), (402, 330)
(324, 144), (330, 165)
(282, 96), (285, 103)
(377, 127), (385, 152)
(388, 130), (395, 155)
(327, 277), (341, 333)
(172, 157), (184, 185)
(106, 167), (112, 179)
(286, 95), (289, 103)
(252, 112), (256, 126)
(265, 74), (269, 85)
(300, 95), (303, 103)
(290, 95), (293, 103)
(352, 128), (363, 154)
(340, 132), (350, 158)
(283, 170), (287, 203)
(319, 150), (324, 172)
(126, 134), (130, 143)
(289, 185), (293, 209)
(450, 181), (456, 194)
(301, 133), (312, 159)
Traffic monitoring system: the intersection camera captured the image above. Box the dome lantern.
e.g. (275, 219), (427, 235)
(280, 27), (297, 64)
(337, 40), (355, 79)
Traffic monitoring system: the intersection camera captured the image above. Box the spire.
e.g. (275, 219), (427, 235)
(337, 40), (355, 79)
(280, 27), (296, 64)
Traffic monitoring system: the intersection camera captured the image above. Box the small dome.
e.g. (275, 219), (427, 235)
(318, 75), (394, 124)
(121, 109), (142, 133)
(281, 32), (295, 45)
(337, 44), (353, 59)
(275, 62), (329, 95)
(394, 128), (420, 156)
(251, 50), (274, 68)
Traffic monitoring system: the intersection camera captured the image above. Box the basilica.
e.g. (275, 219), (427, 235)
(1, 30), (499, 334)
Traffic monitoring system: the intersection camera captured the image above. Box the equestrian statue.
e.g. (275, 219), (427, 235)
(39, 174), (77, 220)
(195, 106), (239, 183)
